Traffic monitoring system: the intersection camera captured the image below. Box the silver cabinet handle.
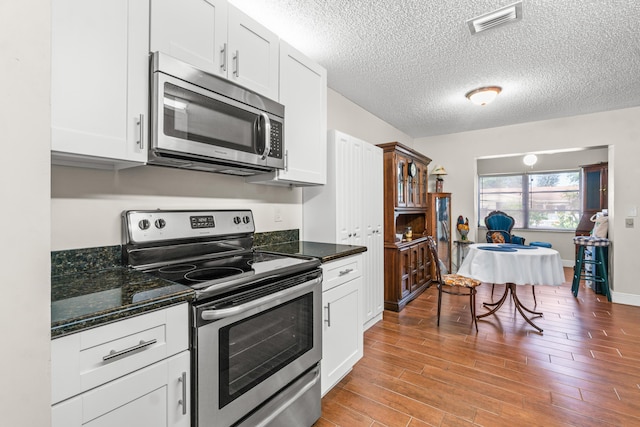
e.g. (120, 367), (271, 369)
(339, 268), (354, 276)
(220, 43), (227, 72)
(259, 112), (271, 160)
(136, 114), (144, 149)
(233, 50), (240, 77)
(178, 371), (187, 415)
(103, 338), (157, 362)
(324, 302), (331, 327)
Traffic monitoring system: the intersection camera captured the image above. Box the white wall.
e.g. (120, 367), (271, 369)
(52, 165), (303, 250)
(414, 107), (640, 305)
(0, 1), (52, 425)
(327, 88), (413, 146)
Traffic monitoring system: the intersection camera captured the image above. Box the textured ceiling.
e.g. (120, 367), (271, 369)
(229, 0), (640, 138)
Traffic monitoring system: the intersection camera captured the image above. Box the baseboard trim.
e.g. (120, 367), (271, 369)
(611, 291), (640, 307)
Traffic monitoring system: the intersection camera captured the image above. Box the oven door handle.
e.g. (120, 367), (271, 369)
(200, 276), (321, 321)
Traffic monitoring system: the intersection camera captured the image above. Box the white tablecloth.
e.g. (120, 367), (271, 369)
(457, 244), (565, 286)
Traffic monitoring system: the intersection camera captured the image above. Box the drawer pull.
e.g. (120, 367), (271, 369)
(338, 268), (354, 276)
(103, 338), (157, 362)
(324, 302), (331, 327)
(178, 371), (187, 415)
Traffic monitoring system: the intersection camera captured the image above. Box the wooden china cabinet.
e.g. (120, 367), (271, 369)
(377, 142), (432, 312)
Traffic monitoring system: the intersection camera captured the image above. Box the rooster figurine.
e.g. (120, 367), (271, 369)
(456, 215), (469, 240)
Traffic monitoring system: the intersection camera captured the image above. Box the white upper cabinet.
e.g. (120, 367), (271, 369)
(227, 5), (279, 100)
(150, 1), (279, 100)
(247, 41), (327, 186)
(150, 0), (228, 77)
(51, 0), (149, 169)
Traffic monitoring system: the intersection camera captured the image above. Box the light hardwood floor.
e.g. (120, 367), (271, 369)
(315, 269), (640, 426)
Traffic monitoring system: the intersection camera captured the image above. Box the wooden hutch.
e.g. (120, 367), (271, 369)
(576, 162), (608, 237)
(377, 142), (432, 311)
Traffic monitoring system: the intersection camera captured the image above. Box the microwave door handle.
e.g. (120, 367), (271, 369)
(259, 112), (271, 160)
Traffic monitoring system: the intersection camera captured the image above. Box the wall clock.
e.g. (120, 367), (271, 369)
(408, 161), (417, 177)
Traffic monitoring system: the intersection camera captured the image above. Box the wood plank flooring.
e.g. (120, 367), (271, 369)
(315, 269), (640, 426)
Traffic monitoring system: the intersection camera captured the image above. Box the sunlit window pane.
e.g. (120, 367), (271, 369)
(479, 171), (580, 230)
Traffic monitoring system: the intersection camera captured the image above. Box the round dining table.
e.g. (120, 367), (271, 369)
(456, 243), (565, 332)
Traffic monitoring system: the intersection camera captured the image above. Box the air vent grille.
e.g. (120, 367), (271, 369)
(467, 1), (523, 35)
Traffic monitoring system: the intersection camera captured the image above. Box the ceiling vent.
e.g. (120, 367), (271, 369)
(467, 1), (523, 35)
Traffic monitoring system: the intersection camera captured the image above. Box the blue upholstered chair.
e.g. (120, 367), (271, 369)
(484, 210), (526, 245)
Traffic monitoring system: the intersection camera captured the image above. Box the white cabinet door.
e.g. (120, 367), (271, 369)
(335, 133), (363, 246)
(149, 2), (279, 100)
(52, 351), (190, 427)
(247, 41), (327, 186)
(278, 41), (326, 185)
(334, 133), (351, 245)
(227, 5), (279, 100)
(150, 0), (228, 77)
(362, 144), (384, 329)
(321, 275), (363, 395)
(51, 0), (149, 168)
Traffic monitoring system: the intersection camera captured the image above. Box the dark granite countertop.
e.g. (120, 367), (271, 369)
(51, 267), (194, 338)
(257, 241), (367, 263)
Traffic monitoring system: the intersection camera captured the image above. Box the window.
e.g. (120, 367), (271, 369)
(479, 171), (580, 230)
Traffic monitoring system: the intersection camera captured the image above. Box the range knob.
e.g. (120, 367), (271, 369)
(242, 215), (251, 224)
(138, 219), (151, 230)
(155, 218), (166, 229)
(233, 216), (241, 225)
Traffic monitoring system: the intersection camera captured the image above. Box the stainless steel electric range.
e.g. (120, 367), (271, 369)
(122, 209), (322, 427)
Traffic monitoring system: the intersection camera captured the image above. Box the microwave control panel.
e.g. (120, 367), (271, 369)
(269, 121), (283, 159)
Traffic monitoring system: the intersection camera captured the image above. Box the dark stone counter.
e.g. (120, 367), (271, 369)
(51, 246), (194, 338)
(257, 241), (367, 263)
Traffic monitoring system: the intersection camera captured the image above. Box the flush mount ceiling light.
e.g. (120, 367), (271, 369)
(467, 1), (523, 35)
(523, 154), (538, 166)
(465, 86), (502, 106)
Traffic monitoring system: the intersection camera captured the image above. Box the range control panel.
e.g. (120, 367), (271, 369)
(124, 210), (255, 244)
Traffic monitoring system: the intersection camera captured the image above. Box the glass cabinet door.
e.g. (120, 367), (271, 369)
(434, 194), (451, 271)
(396, 156), (407, 207)
(420, 166), (428, 207)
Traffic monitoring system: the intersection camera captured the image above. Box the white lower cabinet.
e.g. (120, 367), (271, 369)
(52, 351), (190, 427)
(51, 304), (190, 427)
(321, 255), (363, 395)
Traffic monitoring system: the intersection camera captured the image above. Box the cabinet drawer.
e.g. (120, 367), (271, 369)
(321, 255), (362, 292)
(52, 303), (188, 405)
(52, 351), (190, 427)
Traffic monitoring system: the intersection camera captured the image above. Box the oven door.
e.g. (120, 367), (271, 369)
(194, 269), (322, 427)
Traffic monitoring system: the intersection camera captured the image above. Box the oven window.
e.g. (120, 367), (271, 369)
(163, 82), (257, 153)
(218, 293), (313, 408)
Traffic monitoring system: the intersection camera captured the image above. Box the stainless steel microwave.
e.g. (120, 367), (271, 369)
(149, 52), (284, 176)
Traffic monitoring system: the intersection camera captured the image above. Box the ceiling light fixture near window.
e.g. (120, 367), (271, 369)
(465, 86), (502, 106)
(523, 154), (538, 166)
(467, 1), (523, 35)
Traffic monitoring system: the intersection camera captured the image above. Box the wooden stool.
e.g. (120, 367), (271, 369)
(571, 236), (611, 301)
